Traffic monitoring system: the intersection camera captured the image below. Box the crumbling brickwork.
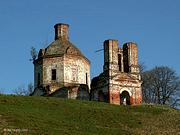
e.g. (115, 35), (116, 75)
(91, 39), (142, 105)
(32, 23), (90, 100)
(31, 23), (142, 105)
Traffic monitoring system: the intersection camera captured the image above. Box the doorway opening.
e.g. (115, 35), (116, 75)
(120, 91), (130, 105)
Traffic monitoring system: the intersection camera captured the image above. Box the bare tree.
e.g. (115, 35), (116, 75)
(30, 46), (37, 61)
(170, 89), (180, 109)
(14, 85), (27, 96)
(27, 82), (34, 95)
(141, 70), (156, 103)
(139, 62), (146, 74)
(14, 83), (34, 96)
(171, 98), (180, 109)
(141, 66), (180, 105)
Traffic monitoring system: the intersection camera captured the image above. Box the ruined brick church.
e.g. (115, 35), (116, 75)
(32, 23), (142, 105)
(32, 23), (90, 99)
(91, 40), (142, 105)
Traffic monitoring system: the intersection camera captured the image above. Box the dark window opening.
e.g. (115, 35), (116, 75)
(118, 54), (122, 71)
(123, 45), (129, 73)
(86, 73), (88, 85)
(38, 73), (40, 86)
(52, 69), (56, 80)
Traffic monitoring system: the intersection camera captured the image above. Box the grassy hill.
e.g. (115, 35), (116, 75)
(0, 95), (179, 135)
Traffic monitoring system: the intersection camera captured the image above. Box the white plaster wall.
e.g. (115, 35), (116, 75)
(64, 55), (90, 88)
(34, 64), (43, 88)
(43, 57), (64, 85)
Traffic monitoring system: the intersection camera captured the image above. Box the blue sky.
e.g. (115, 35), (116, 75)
(0, 0), (180, 94)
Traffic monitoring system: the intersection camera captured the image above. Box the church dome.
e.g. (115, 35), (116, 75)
(37, 23), (89, 62)
(44, 38), (83, 56)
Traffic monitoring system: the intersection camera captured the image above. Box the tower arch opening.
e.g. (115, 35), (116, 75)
(120, 90), (131, 105)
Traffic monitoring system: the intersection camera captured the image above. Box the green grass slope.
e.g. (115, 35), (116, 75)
(0, 95), (180, 135)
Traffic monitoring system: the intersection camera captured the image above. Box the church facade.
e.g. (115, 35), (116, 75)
(91, 40), (142, 105)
